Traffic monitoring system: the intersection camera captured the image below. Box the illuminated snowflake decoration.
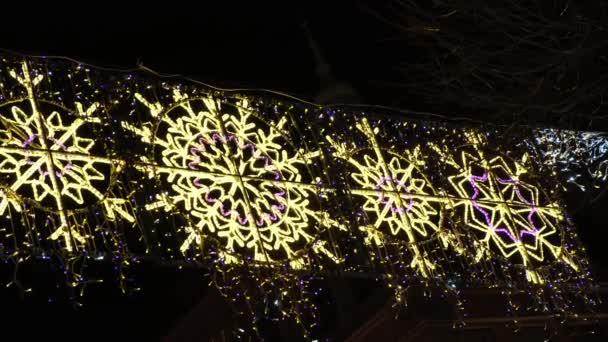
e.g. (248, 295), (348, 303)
(0, 61), (133, 251)
(126, 90), (339, 265)
(328, 118), (445, 277)
(432, 132), (579, 283)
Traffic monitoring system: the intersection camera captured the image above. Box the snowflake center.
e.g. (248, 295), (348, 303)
(187, 132), (287, 227)
(22, 133), (73, 177)
(374, 175), (414, 213)
(468, 172), (539, 243)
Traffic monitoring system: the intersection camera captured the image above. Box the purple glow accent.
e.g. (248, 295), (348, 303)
(468, 172), (540, 243)
(374, 175), (414, 214)
(219, 203), (230, 216)
(188, 132), (287, 226)
(22, 134), (73, 178)
(205, 192), (217, 203)
(21, 134), (38, 147)
(265, 211), (278, 221)
(497, 176), (540, 238)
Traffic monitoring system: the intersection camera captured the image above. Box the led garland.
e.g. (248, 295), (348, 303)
(430, 132), (579, 284)
(327, 118), (445, 277)
(0, 61), (133, 252)
(0, 56), (601, 339)
(533, 128), (608, 193)
(123, 89), (339, 266)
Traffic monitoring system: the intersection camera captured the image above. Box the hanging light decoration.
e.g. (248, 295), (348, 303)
(0, 55), (601, 338)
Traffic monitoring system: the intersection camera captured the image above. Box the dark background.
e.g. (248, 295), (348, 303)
(1, 2), (606, 340)
(0, 3), (398, 103)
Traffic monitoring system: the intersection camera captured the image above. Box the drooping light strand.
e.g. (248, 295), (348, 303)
(0, 55), (600, 339)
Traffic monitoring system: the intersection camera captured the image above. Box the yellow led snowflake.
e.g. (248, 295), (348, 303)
(0, 61), (134, 252)
(328, 118), (446, 277)
(431, 132), (578, 283)
(126, 90), (339, 265)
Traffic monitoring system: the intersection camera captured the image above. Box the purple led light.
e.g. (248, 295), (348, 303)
(374, 175), (414, 214)
(21, 133), (38, 147)
(468, 172), (539, 243)
(497, 176), (541, 239)
(22, 134), (74, 177)
(188, 132), (286, 227)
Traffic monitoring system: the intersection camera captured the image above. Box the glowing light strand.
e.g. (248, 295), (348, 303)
(534, 128), (608, 191)
(125, 90), (339, 265)
(0, 56), (596, 339)
(0, 61), (134, 252)
(328, 117), (444, 277)
(433, 133), (579, 283)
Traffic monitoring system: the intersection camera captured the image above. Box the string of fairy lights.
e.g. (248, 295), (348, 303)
(0, 55), (603, 339)
(533, 128), (608, 194)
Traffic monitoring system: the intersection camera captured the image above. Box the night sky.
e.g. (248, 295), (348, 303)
(1, 2), (606, 341)
(1, 3), (400, 104)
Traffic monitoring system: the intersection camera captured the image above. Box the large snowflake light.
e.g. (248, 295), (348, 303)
(432, 132), (578, 283)
(0, 61), (133, 252)
(328, 118), (445, 277)
(125, 90), (338, 265)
